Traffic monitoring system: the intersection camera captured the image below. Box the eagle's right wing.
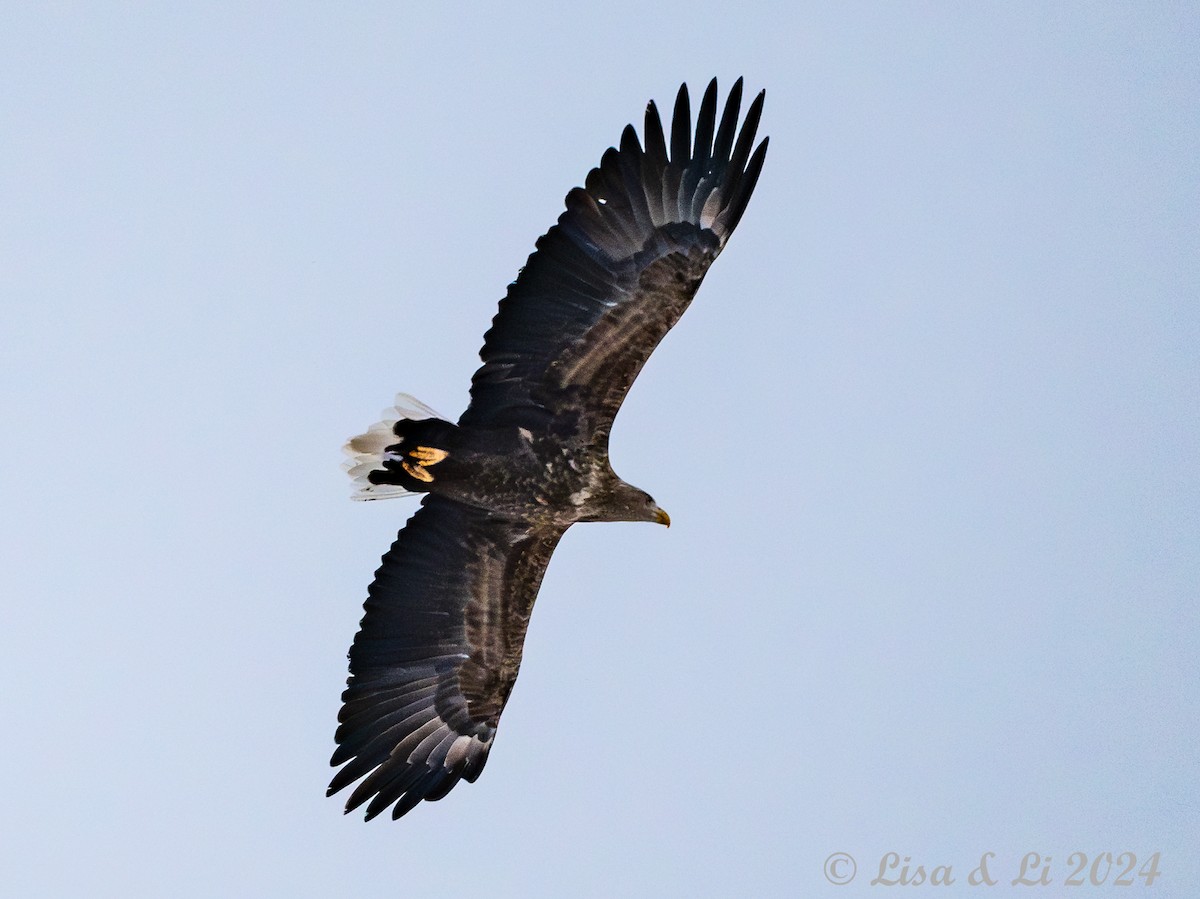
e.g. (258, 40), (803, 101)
(329, 495), (565, 820)
(460, 78), (768, 447)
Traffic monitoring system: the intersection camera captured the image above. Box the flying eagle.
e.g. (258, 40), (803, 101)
(330, 79), (768, 820)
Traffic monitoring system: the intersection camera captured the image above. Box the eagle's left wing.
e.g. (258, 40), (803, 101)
(329, 495), (565, 820)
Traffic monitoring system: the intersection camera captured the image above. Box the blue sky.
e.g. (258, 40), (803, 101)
(2, 3), (1197, 896)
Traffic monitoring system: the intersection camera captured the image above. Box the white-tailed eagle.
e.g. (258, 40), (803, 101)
(330, 79), (768, 820)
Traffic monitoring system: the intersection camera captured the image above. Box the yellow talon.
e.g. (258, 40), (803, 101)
(402, 461), (434, 483)
(409, 446), (449, 466)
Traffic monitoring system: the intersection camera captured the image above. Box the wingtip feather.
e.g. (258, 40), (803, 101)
(670, 83), (692, 165)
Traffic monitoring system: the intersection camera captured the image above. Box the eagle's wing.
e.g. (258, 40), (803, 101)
(460, 78), (768, 445)
(329, 495), (565, 820)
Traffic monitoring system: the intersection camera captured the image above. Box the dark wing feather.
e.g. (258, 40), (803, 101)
(329, 495), (565, 820)
(460, 78), (768, 444)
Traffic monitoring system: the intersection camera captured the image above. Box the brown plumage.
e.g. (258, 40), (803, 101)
(331, 78), (768, 820)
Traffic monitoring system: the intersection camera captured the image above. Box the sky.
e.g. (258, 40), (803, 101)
(2, 3), (1197, 896)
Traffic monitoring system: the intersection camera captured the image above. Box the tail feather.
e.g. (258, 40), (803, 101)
(343, 394), (446, 501)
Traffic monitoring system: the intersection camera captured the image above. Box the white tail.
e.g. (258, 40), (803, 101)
(343, 393), (444, 500)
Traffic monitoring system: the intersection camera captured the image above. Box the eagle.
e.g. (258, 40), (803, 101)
(330, 79), (768, 820)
